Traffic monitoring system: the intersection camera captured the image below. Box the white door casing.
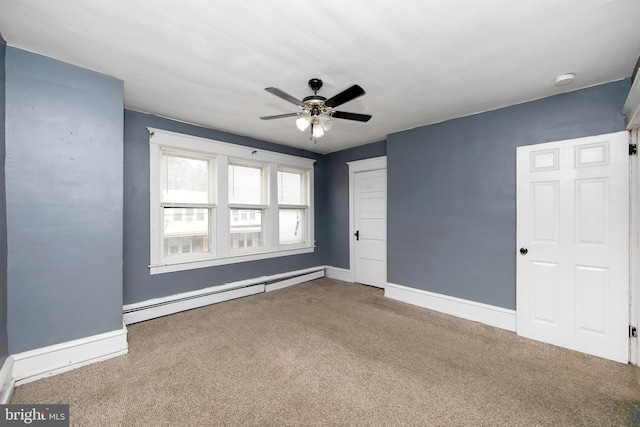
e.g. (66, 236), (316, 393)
(516, 131), (629, 363)
(631, 128), (640, 366)
(348, 157), (387, 288)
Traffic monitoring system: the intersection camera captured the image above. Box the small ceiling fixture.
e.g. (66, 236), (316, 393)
(554, 73), (576, 86)
(261, 78), (371, 139)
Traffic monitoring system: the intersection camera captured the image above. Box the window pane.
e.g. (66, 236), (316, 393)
(162, 154), (209, 204)
(229, 164), (262, 204)
(230, 208), (263, 249)
(163, 208), (209, 256)
(279, 208), (306, 245)
(278, 171), (304, 205)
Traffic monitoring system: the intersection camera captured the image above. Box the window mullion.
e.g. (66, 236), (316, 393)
(228, 204), (268, 209)
(216, 155), (229, 257)
(278, 204), (307, 209)
(268, 163), (279, 251)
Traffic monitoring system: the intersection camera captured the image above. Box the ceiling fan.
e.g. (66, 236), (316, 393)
(260, 78), (372, 139)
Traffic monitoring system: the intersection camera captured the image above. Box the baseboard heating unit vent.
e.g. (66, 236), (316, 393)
(123, 266), (326, 325)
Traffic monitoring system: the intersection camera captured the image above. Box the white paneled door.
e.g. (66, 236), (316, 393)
(354, 169), (387, 288)
(516, 131), (629, 363)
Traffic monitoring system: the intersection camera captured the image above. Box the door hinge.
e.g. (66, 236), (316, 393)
(630, 144), (637, 156)
(630, 325), (638, 338)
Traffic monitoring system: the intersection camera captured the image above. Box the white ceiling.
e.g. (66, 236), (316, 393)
(1, 1), (639, 154)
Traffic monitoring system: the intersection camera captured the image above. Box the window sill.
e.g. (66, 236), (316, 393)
(149, 246), (315, 275)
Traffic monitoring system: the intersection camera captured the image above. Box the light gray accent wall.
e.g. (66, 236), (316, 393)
(0, 35), (8, 364)
(387, 80), (630, 310)
(5, 47), (124, 353)
(123, 110), (326, 304)
(324, 141), (386, 269)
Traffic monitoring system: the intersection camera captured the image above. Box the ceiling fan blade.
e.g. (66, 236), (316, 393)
(332, 111), (372, 122)
(265, 87), (304, 107)
(324, 85), (365, 108)
(260, 112), (299, 120)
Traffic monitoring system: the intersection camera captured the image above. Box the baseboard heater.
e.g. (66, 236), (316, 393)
(123, 266), (326, 325)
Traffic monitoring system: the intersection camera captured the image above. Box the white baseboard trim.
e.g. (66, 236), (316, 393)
(265, 270), (325, 292)
(0, 356), (14, 404)
(325, 266), (353, 282)
(385, 283), (516, 332)
(124, 266), (327, 325)
(12, 325), (129, 386)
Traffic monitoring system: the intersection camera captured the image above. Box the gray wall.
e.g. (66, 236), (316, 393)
(0, 36), (8, 364)
(324, 141), (386, 269)
(387, 80), (630, 310)
(5, 47), (124, 353)
(124, 110), (326, 304)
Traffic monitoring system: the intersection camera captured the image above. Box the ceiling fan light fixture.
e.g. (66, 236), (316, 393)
(296, 115), (311, 131)
(312, 122), (325, 138)
(319, 115), (333, 132)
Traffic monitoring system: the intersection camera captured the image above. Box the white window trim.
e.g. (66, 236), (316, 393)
(148, 128), (315, 275)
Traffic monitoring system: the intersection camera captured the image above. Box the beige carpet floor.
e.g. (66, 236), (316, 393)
(10, 278), (640, 426)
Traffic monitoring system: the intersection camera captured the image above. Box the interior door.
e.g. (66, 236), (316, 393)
(354, 169), (387, 288)
(516, 131), (629, 363)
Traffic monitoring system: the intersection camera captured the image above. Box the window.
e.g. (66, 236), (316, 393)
(278, 169), (308, 245)
(229, 163), (265, 252)
(160, 154), (213, 261)
(149, 128), (315, 274)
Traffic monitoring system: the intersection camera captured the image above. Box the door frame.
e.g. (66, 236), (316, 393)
(630, 129), (639, 365)
(347, 156), (387, 284)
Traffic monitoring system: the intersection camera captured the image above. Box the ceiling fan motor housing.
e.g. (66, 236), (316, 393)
(309, 105), (322, 116)
(303, 78), (328, 116)
(308, 78), (323, 93)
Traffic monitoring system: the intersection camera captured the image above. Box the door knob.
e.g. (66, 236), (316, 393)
(520, 247), (528, 255)
(354, 230), (360, 241)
